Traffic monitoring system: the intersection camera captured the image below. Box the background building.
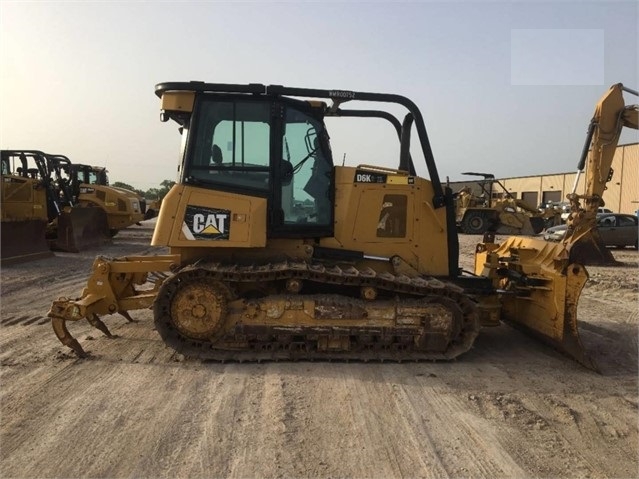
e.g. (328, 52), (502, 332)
(448, 143), (638, 214)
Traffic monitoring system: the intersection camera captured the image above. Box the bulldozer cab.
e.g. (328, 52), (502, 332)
(58, 161), (110, 189)
(1, 151), (53, 263)
(180, 94), (334, 238)
(73, 164), (109, 186)
(1, 151), (65, 222)
(0, 151), (50, 220)
(1, 151), (54, 262)
(152, 83), (459, 276)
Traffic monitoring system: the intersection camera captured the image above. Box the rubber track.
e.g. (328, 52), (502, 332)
(153, 260), (481, 362)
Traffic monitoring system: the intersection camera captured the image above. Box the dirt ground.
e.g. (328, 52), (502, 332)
(1, 222), (637, 479)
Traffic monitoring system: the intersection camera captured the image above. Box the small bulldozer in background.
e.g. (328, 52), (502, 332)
(0, 152), (53, 264)
(53, 156), (146, 236)
(454, 172), (556, 235)
(1, 150), (110, 257)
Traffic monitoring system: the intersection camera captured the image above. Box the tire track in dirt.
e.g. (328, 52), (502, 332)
(139, 364), (286, 479)
(2, 361), (235, 478)
(1, 364), (126, 472)
(273, 364), (399, 478)
(345, 366), (450, 478)
(538, 393), (636, 470)
(464, 389), (638, 477)
(126, 366), (244, 478)
(383, 369), (526, 478)
(224, 368), (290, 478)
(240, 364), (452, 478)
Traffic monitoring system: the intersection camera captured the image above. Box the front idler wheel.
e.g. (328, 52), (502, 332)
(170, 279), (228, 340)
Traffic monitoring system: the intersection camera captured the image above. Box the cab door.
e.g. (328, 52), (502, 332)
(269, 102), (334, 238)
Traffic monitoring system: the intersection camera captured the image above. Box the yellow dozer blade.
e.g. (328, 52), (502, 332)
(475, 236), (596, 370)
(50, 207), (111, 253)
(1, 219), (53, 265)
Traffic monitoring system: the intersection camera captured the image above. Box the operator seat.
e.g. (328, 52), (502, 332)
(281, 159), (293, 186)
(211, 144), (223, 165)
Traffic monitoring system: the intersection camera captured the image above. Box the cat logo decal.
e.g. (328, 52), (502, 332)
(182, 205), (231, 240)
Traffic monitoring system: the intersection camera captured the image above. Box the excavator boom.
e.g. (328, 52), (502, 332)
(563, 84), (638, 264)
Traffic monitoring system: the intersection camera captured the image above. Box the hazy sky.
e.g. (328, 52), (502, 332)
(1, 1), (637, 191)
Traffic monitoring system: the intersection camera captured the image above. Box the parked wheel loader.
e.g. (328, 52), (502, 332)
(455, 172), (552, 235)
(47, 82), (637, 369)
(1, 150), (110, 254)
(52, 156), (146, 236)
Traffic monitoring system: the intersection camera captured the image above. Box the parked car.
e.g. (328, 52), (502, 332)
(597, 207), (614, 215)
(544, 224), (568, 242)
(544, 213), (638, 249)
(559, 206), (613, 223)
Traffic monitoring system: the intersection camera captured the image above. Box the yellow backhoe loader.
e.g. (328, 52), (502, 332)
(53, 156), (146, 236)
(455, 172), (554, 235)
(48, 82), (637, 370)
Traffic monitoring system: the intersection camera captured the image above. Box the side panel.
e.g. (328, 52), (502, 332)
(77, 184), (144, 229)
(325, 166), (450, 276)
(152, 184), (267, 248)
(1, 175), (48, 221)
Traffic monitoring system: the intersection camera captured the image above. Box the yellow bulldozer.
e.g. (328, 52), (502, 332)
(454, 172), (556, 235)
(1, 150), (147, 259)
(1, 150), (111, 258)
(53, 155), (146, 236)
(48, 82), (638, 370)
(0, 151), (53, 263)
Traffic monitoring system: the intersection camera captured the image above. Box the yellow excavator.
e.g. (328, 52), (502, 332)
(48, 82), (637, 369)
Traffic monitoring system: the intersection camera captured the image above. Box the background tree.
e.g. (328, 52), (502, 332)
(112, 181), (145, 197)
(138, 180), (176, 202)
(111, 180), (175, 201)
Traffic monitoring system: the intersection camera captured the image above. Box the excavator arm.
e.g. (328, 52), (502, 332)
(564, 84), (639, 263)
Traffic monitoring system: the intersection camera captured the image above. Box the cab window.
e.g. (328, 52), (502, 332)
(280, 108), (332, 226)
(598, 216), (615, 227)
(617, 216), (636, 227)
(188, 99), (271, 191)
(377, 195), (407, 237)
